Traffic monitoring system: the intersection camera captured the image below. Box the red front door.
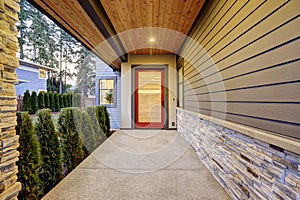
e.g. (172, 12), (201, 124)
(135, 69), (164, 128)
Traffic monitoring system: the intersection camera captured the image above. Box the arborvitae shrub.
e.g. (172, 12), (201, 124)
(104, 106), (111, 136)
(86, 106), (105, 146)
(75, 93), (81, 108)
(30, 91), (38, 114)
(69, 93), (73, 107)
(22, 90), (31, 112)
(59, 94), (64, 109)
(44, 92), (50, 109)
(54, 92), (60, 112)
(35, 109), (62, 195)
(48, 92), (55, 112)
(38, 92), (45, 109)
(80, 110), (97, 155)
(58, 108), (85, 175)
(63, 94), (68, 107)
(95, 106), (110, 137)
(17, 112), (42, 199)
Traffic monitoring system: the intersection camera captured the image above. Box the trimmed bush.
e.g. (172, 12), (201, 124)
(30, 91), (38, 114)
(80, 110), (98, 154)
(86, 107), (105, 146)
(38, 92), (45, 109)
(35, 109), (62, 195)
(95, 106), (110, 137)
(48, 92), (55, 112)
(63, 94), (68, 107)
(58, 108), (85, 175)
(54, 92), (60, 112)
(59, 94), (64, 109)
(69, 93), (73, 107)
(22, 90), (31, 112)
(44, 92), (50, 109)
(17, 112), (42, 199)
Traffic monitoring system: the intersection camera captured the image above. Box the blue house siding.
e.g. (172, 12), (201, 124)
(95, 58), (121, 129)
(16, 66), (47, 96)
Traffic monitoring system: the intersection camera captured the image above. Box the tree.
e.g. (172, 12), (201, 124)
(95, 106), (111, 138)
(59, 94), (64, 109)
(48, 92), (55, 112)
(54, 92), (60, 112)
(35, 109), (62, 195)
(30, 91), (38, 114)
(17, 112), (42, 199)
(44, 92), (50, 109)
(75, 47), (96, 97)
(86, 107), (105, 146)
(80, 110), (98, 155)
(38, 91), (45, 109)
(63, 94), (69, 107)
(22, 90), (31, 112)
(58, 108), (85, 175)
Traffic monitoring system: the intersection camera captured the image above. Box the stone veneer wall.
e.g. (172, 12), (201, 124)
(177, 109), (300, 200)
(0, 0), (21, 199)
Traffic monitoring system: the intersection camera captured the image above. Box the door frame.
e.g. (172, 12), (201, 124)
(131, 65), (169, 129)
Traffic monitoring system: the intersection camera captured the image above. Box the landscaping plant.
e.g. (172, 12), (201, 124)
(21, 90), (31, 112)
(35, 109), (62, 195)
(54, 92), (60, 112)
(95, 106), (111, 137)
(30, 91), (39, 114)
(59, 94), (64, 109)
(58, 108), (85, 175)
(86, 106), (105, 146)
(38, 91), (45, 109)
(44, 92), (50, 109)
(17, 112), (42, 199)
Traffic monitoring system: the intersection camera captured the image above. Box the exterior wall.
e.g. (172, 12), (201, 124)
(120, 55), (177, 129)
(180, 0), (300, 139)
(177, 109), (300, 200)
(95, 57), (121, 129)
(0, 0), (21, 198)
(15, 65), (47, 96)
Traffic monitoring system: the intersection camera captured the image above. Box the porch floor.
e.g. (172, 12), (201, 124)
(43, 130), (229, 200)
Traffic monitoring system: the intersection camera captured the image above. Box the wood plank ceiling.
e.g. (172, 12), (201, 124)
(28, 0), (205, 70)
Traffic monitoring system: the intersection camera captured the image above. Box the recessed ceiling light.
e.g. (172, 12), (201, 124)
(149, 37), (155, 42)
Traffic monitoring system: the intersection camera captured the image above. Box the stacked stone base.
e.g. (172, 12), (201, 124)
(0, 0), (21, 199)
(177, 109), (300, 200)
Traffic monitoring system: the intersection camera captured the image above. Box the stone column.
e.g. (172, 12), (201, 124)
(0, 0), (21, 199)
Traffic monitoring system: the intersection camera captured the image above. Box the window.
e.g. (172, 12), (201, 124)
(99, 78), (115, 106)
(39, 69), (47, 79)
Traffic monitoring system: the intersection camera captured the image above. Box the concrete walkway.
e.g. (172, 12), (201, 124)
(43, 130), (229, 200)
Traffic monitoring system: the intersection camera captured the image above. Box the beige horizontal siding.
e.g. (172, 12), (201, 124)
(180, 0), (300, 139)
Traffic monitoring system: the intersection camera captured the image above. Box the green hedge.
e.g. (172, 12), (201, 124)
(48, 92), (54, 112)
(35, 109), (62, 195)
(59, 94), (64, 109)
(17, 112), (42, 199)
(44, 92), (50, 109)
(86, 107), (105, 146)
(94, 106), (110, 138)
(58, 108), (85, 175)
(38, 92), (45, 109)
(30, 91), (38, 114)
(22, 90), (31, 112)
(54, 92), (60, 112)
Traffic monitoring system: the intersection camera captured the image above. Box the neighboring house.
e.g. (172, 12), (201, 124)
(16, 60), (53, 96)
(95, 57), (121, 130)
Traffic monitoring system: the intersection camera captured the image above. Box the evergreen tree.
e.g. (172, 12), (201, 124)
(58, 108), (85, 175)
(17, 112), (42, 199)
(22, 90), (31, 112)
(80, 110), (97, 154)
(95, 106), (110, 138)
(35, 109), (62, 195)
(54, 92), (60, 112)
(44, 92), (50, 109)
(86, 107), (105, 146)
(59, 94), (64, 109)
(30, 91), (38, 114)
(48, 92), (55, 112)
(38, 91), (45, 109)
(63, 94), (69, 107)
